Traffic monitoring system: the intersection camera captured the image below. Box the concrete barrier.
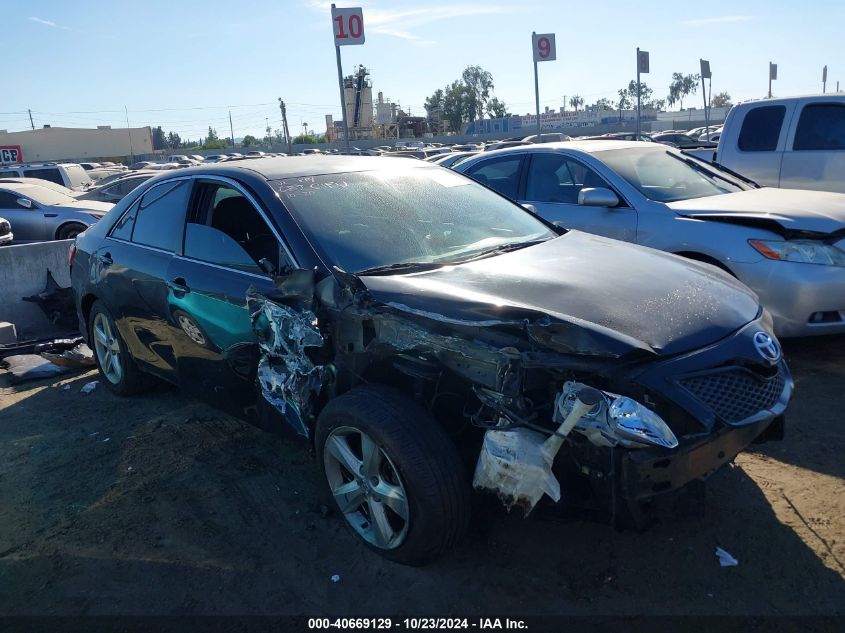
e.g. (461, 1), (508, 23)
(0, 240), (73, 340)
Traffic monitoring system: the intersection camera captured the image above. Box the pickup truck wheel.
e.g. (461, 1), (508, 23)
(89, 300), (155, 396)
(316, 385), (470, 565)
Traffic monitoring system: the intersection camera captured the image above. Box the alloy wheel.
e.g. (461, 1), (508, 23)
(92, 312), (123, 384)
(323, 426), (410, 549)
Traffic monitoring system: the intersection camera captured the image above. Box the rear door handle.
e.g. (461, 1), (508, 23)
(167, 277), (190, 294)
(98, 252), (113, 266)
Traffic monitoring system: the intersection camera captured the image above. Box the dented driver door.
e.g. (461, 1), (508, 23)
(164, 177), (289, 405)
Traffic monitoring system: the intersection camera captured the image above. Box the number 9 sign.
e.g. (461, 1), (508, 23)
(532, 33), (556, 62)
(332, 6), (365, 46)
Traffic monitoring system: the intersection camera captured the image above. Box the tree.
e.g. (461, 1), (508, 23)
(152, 126), (167, 150)
(206, 126), (219, 142)
(293, 133), (320, 144)
(592, 98), (614, 110)
(568, 95), (584, 112)
(487, 97), (509, 118)
(242, 134), (257, 147)
(442, 80), (468, 133)
(424, 88), (445, 118)
(711, 91), (732, 108)
(617, 88), (632, 122)
(166, 131), (181, 149)
(667, 72), (700, 110)
(461, 65), (494, 120)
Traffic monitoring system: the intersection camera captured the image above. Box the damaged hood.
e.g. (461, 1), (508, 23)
(668, 189), (845, 236)
(360, 231), (760, 357)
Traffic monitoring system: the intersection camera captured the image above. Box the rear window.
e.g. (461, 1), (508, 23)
(738, 106), (786, 152)
(130, 180), (191, 252)
(793, 103), (845, 150)
(23, 168), (63, 185)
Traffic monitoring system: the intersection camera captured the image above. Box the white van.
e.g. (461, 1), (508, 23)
(706, 94), (845, 193)
(0, 162), (93, 191)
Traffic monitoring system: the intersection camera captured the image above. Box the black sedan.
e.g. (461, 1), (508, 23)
(70, 157), (790, 564)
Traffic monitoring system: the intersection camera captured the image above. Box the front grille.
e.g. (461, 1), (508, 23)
(679, 365), (786, 424)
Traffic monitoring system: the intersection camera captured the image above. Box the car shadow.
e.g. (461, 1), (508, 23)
(1, 369), (843, 616)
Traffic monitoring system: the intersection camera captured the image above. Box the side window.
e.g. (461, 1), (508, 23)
(0, 191), (19, 207)
(23, 168), (63, 185)
(110, 201), (139, 241)
(466, 156), (523, 199)
(793, 103), (845, 150)
(738, 106), (786, 152)
(183, 182), (280, 275)
(0, 170), (19, 178)
(525, 154), (612, 204)
(131, 180), (191, 252)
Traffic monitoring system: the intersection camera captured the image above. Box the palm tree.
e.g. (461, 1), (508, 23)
(568, 95), (584, 113)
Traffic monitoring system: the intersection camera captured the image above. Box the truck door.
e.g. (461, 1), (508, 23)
(780, 100), (845, 193)
(721, 104), (789, 187)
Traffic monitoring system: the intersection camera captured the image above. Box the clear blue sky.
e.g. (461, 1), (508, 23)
(3, 0), (842, 139)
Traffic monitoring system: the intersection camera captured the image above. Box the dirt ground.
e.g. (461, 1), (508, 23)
(0, 335), (843, 618)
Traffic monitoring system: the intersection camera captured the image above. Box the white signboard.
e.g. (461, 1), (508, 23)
(532, 33), (556, 62)
(332, 6), (365, 46)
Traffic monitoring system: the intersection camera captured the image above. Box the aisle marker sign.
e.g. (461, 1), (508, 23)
(532, 33), (556, 62)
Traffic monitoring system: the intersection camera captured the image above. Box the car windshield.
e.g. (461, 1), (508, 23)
(272, 167), (556, 273)
(598, 147), (748, 202)
(17, 185), (77, 206)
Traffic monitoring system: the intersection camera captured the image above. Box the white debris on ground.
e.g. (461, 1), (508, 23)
(80, 381), (99, 394)
(715, 546), (739, 567)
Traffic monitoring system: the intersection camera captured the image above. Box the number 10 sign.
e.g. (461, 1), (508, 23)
(332, 5), (365, 45)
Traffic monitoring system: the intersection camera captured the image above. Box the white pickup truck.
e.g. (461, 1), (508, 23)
(686, 94), (845, 193)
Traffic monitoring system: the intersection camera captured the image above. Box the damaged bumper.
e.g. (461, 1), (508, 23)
(620, 414), (781, 502)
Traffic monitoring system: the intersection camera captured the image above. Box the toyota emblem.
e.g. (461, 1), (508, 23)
(753, 331), (781, 364)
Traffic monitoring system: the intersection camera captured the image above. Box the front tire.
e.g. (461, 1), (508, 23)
(316, 385), (471, 565)
(88, 300), (155, 396)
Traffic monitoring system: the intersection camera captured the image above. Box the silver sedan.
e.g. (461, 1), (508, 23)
(455, 141), (845, 337)
(0, 182), (113, 242)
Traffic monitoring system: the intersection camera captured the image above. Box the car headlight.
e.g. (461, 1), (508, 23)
(749, 239), (845, 267)
(555, 381), (678, 449)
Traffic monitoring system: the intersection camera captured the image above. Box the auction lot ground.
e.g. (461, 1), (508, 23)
(1, 336), (843, 616)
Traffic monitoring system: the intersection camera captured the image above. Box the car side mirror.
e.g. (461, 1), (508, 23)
(578, 187), (619, 208)
(522, 203), (537, 214)
(17, 198), (33, 209)
(258, 257), (277, 276)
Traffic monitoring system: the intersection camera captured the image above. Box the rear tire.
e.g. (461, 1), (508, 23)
(88, 300), (156, 396)
(56, 223), (88, 241)
(316, 384), (471, 565)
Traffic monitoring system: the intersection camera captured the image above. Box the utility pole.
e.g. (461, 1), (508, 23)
(28, 109), (34, 130)
(229, 110), (236, 149)
(822, 65), (828, 94)
(636, 49), (649, 140)
(124, 105), (135, 164)
(278, 98), (292, 154)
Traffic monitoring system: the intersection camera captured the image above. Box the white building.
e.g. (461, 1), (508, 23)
(0, 125), (153, 163)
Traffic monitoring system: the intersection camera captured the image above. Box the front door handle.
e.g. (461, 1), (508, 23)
(167, 277), (190, 294)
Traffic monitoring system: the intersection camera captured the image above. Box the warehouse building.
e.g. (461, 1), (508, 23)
(0, 125), (153, 164)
